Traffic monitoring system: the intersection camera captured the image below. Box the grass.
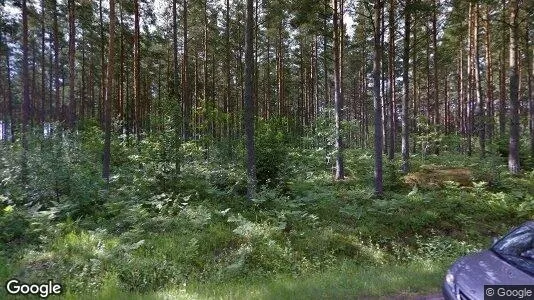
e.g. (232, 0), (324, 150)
(55, 259), (448, 300)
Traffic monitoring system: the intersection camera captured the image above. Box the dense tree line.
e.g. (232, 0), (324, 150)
(0, 0), (532, 197)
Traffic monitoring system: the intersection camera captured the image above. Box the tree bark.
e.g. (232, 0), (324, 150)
(498, 0), (507, 138)
(401, 0), (411, 173)
(119, 3), (125, 131)
(466, 3), (474, 156)
(134, 0), (141, 141)
(4, 32), (15, 142)
(388, 0), (396, 160)
(40, 0), (46, 125)
(474, 4), (485, 157)
(172, 0), (181, 172)
(508, 0), (520, 174)
(103, 0), (117, 181)
(21, 0), (30, 182)
(332, 0), (345, 180)
(52, 0), (61, 123)
(485, 6), (494, 143)
(68, 0), (76, 127)
(183, 0), (190, 140)
(99, 0), (106, 126)
(525, 19), (533, 158)
(373, 0), (384, 196)
(244, 0), (257, 200)
(225, 0), (231, 138)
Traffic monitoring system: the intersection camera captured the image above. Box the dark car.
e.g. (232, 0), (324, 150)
(443, 221), (534, 300)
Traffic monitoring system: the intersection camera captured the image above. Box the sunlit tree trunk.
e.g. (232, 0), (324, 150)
(507, 0), (520, 174)
(172, 0), (181, 173)
(388, 0), (396, 160)
(485, 6), (494, 143)
(68, 0), (76, 127)
(498, 0), (507, 138)
(373, 0), (384, 196)
(225, 0), (231, 138)
(119, 3), (125, 132)
(466, 3), (474, 156)
(474, 4), (485, 157)
(21, 0), (30, 182)
(103, 0), (117, 181)
(4, 31), (15, 142)
(401, 0), (411, 173)
(332, 0), (345, 180)
(52, 0), (61, 123)
(244, 0), (257, 200)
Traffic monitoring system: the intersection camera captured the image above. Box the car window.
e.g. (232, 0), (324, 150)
(492, 225), (534, 276)
(493, 226), (533, 255)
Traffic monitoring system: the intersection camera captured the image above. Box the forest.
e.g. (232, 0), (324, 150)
(0, 0), (533, 298)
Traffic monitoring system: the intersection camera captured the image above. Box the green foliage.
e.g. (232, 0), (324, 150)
(415, 116), (443, 157)
(254, 119), (290, 188)
(1, 129), (533, 299)
(0, 205), (37, 255)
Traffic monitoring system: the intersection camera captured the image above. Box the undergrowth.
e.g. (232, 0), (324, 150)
(0, 126), (533, 299)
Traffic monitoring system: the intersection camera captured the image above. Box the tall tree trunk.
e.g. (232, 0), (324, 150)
(183, 0), (190, 140)
(323, 0), (329, 107)
(485, 6), (494, 143)
(53, 0), (61, 123)
(388, 0), (396, 160)
(474, 4), (485, 157)
(467, 3), (474, 156)
(99, 0), (106, 126)
(332, 0), (345, 180)
(381, 5), (387, 155)
(277, 25), (284, 117)
(203, 0), (209, 139)
(21, 0), (30, 181)
(527, 21), (534, 158)
(134, 0), (141, 142)
(373, 0), (384, 196)
(508, 0), (520, 174)
(4, 32), (15, 142)
(103, 0), (117, 181)
(68, 0), (76, 127)
(266, 36), (271, 119)
(193, 53), (199, 138)
(498, 0), (507, 138)
(432, 0), (439, 154)
(244, 0), (257, 200)
(40, 0), (46, 126)
(225, 0), (231, 138)
(444, 73), (449, 133)
(0, 30), (4, 140)
(172, 0), (181, 173)
(119, 3), (125, 131)
(31, 39), (37, 127)
(401, 0), (411, 173)
(411, 24), (418, 154)
(80, 30), (86, 120)
(254, 0), (259, 119)
(0, 55), (4, 141)
(459, 48), (465, 138)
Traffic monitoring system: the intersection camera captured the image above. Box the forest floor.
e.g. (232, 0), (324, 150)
(1, 129), (533, 299)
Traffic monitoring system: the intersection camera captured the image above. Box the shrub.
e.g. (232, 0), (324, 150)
(255, 119), (290, 188)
